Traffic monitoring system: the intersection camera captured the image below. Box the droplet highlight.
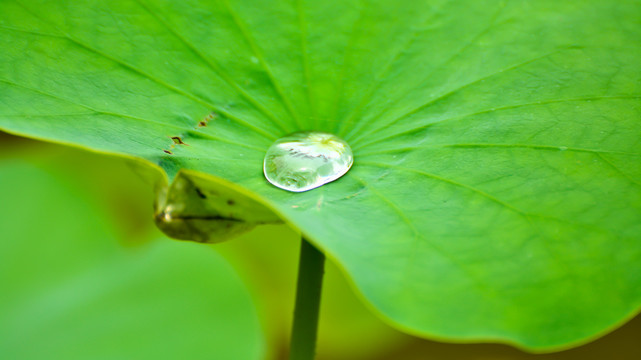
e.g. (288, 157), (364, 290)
(263, 131), (354, 192)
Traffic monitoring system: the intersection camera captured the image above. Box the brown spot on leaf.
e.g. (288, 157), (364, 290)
(227, 199), (235, 206)
(196, 111), (218, 128)
(163, 150), (173, 155)
(171, 136), (187, 145)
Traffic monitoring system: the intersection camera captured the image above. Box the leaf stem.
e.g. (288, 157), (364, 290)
(289, 237), (325, 360)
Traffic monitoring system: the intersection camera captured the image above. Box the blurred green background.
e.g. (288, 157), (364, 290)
(0, 131), (639, 360)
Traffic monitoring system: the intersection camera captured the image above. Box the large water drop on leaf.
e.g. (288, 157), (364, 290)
(263, 131), (354, 192)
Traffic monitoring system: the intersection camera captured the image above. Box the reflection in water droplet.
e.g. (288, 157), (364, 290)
(263, 131), (354, 192)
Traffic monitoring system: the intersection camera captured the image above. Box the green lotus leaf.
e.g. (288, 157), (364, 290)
(1, 0), (640, 350)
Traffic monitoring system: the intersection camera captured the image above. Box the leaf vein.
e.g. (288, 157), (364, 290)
(355, 95), (641, 149)
(221, 0), (303, 128)
(348, 172), (492, 294)
(358, 143), (641, 157)
(12, 1), (277, 140)
(132, 0), (291, 134)
(352, 47), (573, 146)
(0, 79), (264, 152)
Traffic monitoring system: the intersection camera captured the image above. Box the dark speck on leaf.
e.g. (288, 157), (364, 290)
(195, 187), (207, 199)
(171, 136), (187, 145)
(197, 111), (218, 128)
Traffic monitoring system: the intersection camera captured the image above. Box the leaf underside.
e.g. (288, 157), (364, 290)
(1, 0), (640, 350)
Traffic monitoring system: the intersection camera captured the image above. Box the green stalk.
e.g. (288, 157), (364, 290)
(289, 237), (326, 360)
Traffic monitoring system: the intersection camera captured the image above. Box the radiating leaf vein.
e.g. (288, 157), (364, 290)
(221, 0), (303, 128)
(14, 1), (279, 140)
(132, 0), (292, 134)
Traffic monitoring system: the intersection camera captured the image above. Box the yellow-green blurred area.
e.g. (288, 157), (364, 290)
(0, 131), (639, 360)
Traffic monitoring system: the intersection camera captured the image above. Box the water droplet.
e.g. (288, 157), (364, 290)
(263, 131), (354, 192)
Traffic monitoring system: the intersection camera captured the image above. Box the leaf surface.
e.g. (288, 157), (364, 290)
(1, 0), (640, 349)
